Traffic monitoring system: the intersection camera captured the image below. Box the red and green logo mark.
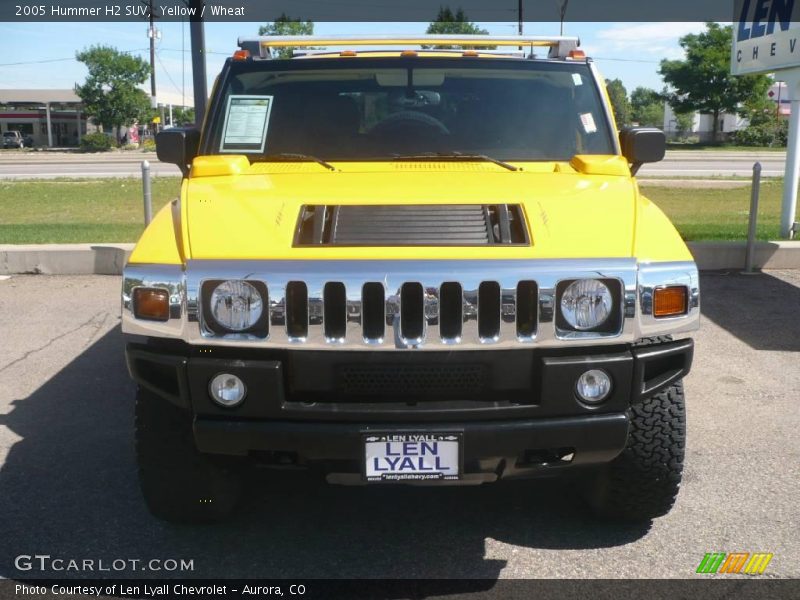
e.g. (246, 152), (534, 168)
(697, 552), (773, 575)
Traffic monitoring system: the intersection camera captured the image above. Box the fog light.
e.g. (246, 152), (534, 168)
(576, 369), (612, 404)
(209, 373), (246, 408)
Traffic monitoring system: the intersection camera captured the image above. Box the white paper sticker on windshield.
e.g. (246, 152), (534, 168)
(580, 112), (597, 134)
(220, 95), (273, 153)
(572, 73), (583, 86)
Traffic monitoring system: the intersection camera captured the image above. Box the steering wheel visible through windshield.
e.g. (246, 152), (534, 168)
(206, 58), (615, 162)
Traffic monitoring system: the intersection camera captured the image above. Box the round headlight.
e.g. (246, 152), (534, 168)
(209, 373), (246, 407)
(560, 279), (612, 330)
(576, 369), (612, 404)
(209, 280), (263, 332)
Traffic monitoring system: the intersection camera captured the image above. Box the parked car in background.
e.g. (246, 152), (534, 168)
(2, 130), (34, 149)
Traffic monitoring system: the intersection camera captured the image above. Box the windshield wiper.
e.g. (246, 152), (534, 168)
(253, 153), (337, 171)
(392, 152), (519, 172)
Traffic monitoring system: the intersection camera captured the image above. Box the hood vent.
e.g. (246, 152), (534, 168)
(294, 204), (529, 246)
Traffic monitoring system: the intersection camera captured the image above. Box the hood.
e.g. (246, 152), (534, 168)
(183, 157), (636, 261)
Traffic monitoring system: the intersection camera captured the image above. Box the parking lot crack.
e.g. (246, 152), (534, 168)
(0, 312), (110, 374)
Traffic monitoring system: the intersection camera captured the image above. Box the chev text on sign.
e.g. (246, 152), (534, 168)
(732, 0), (800, 75)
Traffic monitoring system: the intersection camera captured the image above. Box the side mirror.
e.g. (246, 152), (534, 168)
(619, 127), (665, 175)
(156, 128), (200, 176)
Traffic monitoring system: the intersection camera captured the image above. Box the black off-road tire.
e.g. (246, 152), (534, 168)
(135, 388), (243, 523)
(587, 337), (686, 521)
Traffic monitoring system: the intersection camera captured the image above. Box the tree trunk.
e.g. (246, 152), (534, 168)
(712, 109), (720, 144)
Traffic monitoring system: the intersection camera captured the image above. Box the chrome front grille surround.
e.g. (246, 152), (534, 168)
(122, 259), (700, 350)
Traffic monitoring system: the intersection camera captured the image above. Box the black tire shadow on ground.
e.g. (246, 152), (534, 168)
(0, 326), (650, 585)
(699, 271), (800, 352)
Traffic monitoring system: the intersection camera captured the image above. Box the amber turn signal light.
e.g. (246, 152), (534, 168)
(133, 288), (170, 322)
(653, 286), (687, 318)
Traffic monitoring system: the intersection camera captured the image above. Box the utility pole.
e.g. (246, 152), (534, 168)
(559, 0), (569, 36)
(517, 0), (523, 36)
(189, 0), (208, 127)
(143, 0), (157, 110)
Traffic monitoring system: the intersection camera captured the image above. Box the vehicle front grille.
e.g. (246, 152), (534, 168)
(337, 364), (487, 397)
(184, 258), (639, 350)
(255, 278), (539, 347)
(294, 204), (529, 246)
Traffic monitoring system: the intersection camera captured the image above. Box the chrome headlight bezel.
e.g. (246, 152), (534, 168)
(557, 278), (621, 334)
(202, 279), (269, 336)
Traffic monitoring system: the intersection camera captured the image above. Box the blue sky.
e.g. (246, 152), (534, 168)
(0, 21), (707, 104)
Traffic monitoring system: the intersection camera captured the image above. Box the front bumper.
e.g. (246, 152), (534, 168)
(126, 338), (693, 480)
(194, 413), (630, 483)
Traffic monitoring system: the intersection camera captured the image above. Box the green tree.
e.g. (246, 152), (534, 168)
(675, 112), (695, 138)
(75, 45), (151, 140)
(424, 7), (491, 48)
(630, 86), (664, 127)
(171, 106), (195, 126)
(605, 78), (630, 127)
(659, 22), (771, 143)
(258, 14), (314, 59)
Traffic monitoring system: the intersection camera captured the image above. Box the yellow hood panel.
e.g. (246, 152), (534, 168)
(184, 167), (637, 261)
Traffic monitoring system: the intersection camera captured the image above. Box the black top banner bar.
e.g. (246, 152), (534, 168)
(0, 0), (748, 23)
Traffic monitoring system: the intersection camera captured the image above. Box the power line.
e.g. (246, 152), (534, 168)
(0, 48), (150, 67)
(155, 51), (183, 97)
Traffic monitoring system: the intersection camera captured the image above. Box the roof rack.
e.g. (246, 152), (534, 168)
(237, 34), (581, 60)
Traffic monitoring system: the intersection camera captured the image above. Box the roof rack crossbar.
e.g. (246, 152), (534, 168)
(237, 34), (581, 60)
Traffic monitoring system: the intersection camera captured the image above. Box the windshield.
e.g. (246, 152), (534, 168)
(206, 58), (615, 161)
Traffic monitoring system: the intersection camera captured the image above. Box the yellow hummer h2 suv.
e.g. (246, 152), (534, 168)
(123, 35), (699, 523)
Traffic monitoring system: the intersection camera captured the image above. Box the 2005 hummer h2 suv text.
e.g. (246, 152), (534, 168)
(123, 35), (699, 523)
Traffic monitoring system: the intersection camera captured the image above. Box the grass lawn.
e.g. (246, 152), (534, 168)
(0, 177), (793, 243)
(640, 180), (790, 241)
(0, 177), (180, 244)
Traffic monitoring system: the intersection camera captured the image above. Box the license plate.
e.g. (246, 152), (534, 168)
(363, 433), (461, 482)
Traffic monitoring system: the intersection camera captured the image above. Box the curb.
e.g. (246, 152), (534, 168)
(0, 244), (133, 275)
(686, 241), (800, 270)
(1, 241), (799, 275)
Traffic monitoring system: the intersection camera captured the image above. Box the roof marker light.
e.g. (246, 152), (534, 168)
(568, 49), (586, 59)
(232, 49), (250, 61)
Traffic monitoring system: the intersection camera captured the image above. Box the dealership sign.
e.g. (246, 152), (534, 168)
(732, 0), (800, 75)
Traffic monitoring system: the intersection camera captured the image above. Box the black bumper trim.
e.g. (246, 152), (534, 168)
(193, 413), (630, 471)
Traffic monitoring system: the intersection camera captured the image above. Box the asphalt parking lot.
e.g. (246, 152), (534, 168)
(0, 272), (798, 581)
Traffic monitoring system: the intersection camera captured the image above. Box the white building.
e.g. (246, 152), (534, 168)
(662, 102), (746, 142)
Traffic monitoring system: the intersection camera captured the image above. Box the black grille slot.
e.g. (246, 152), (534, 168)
(439, 282), (463, 340)
(401, 282), (425, 341)
(478, 281), (501, 340)
(323, 282), (346, 340)
(516, 280), (538, 338)
(339, 364), (487, 397)
(285, 281), (308, 338)
(293, 204), (529, 246)
(361, 282), (385, 340)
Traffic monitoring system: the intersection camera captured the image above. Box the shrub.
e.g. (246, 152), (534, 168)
(140, 138), (156, 152)
(80, 132), (116, 152)
(732, 119), (788, 147)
